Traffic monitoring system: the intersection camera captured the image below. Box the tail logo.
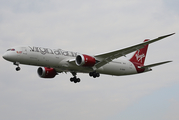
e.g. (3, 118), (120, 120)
(135, 50), (145, 63)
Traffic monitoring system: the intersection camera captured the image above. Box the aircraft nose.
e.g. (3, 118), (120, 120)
(2, 52), (9, 60)
(3, 51), (17, 62)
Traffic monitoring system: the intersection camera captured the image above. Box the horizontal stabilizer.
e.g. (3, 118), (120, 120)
(140, 61), (172, 69)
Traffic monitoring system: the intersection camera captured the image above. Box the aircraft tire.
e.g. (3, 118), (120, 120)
(89, 72), (93, 76)
(96, 73), (100, 77)
(16, 67), (20, 71)
(77, 78), (80, 82)
(70, 77), (74, 82)
(70, 77), (80, 83)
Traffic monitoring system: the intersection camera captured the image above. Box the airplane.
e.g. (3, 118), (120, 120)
(2, 33), (175, 83)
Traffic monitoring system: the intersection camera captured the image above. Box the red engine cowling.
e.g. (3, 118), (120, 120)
(75, 54), (96, 67)
(37, 67), (57, 78)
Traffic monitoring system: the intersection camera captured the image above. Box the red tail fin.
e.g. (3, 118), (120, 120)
(129, 39), (149, 66)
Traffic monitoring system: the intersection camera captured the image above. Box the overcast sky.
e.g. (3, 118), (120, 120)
(0, 0), (179, 120)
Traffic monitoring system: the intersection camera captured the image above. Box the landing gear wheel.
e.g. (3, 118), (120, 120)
(70, 72), (81, 83)
(93, 75), (96, 78)
(16, 67), (20, 71)
(70, 77), (74, 82)
(14, 62), (20, 71)
(77, 78), (80, 83)
(96, 73), (100, 77)
(89, 72), (93, 77)
(70, 76), (81, 83)
(89, 71), (100, 78)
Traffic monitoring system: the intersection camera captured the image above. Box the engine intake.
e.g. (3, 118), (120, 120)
(76, 54), (96, 67)
(37, 67), (57, 78)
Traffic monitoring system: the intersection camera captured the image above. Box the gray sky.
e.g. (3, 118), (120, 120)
(0, 0), (179, 120)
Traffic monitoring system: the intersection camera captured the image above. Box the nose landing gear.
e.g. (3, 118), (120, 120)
(14, 62), (20, 71)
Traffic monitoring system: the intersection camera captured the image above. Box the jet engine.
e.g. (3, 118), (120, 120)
(37, 67), (57, 78)
(75, 54), (96, 67)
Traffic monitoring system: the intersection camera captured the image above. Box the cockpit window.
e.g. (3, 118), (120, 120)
(7, 49), (15, 51)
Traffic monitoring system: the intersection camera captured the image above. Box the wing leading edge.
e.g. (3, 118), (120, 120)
(93, 33), (175, 70)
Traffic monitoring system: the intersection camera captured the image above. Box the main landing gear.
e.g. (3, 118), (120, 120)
(70, 72), (80, 83)
(70, 71), (100, 83)
(14, 62), (20, 71)
(89, 71), (100, 78)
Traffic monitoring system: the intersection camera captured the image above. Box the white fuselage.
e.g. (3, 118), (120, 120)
(3, 33), (175, 82)
(3, 46), (139, 76)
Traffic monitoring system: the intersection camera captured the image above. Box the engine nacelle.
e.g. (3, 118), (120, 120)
(37, 67), (57, 78)
(75, 54), (96, 67)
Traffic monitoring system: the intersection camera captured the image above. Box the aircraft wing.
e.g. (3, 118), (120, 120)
(93, 33), (175, 70)
(140, 61), (172, 69)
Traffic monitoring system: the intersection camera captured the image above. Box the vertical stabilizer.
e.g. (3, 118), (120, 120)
(129, 39), (149, 66)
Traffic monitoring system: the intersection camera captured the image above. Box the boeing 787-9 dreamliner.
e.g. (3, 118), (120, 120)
(3, 33), (175, 83)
